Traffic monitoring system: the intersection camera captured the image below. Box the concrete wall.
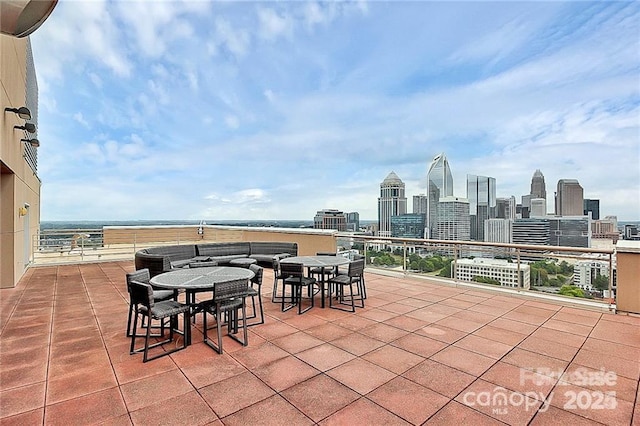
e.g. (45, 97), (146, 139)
(1, 35), (41, 288)
(103, 225), (337, 256)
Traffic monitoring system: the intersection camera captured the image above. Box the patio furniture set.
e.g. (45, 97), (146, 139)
(127, 242), (366, 362)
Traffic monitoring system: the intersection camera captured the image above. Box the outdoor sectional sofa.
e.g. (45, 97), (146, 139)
(134, 241), (298, 277)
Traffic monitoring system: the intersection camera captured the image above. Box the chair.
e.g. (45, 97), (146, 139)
(280, 262), (316, 314)
(271, 256), (288, 303)
(202, 278), (250, 354)
(246, 264), (264, 326)
(327, 259), (365, 312)
(128, 281), (191, 362)
(125, 269), (176, 337)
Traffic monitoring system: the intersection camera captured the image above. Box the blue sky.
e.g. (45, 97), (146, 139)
(31, 1), (639, 221)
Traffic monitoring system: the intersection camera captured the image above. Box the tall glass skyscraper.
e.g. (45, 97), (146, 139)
(530, 169), (547, 199)
(555, 179), (584, 216)
(378, 171), (407, 237)
(426, 153), (453, 239)
(467, 174), (496, 241)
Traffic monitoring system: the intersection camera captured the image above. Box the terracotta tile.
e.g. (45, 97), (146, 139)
(430, 345), (496, 377)
(416, 324), (467, 343)
(473, 324), (527, 346)
(548, 382), (633, 425)
(252, 356), (320, 392)
(129, 390), (217, 425)
(481, 361), (556, 400)
(222, 394), (314, 425)
(488, 317), (537, 335)
(111, 354), (177, 384)
(455, 378), (542, 424)
(580, 337), (640, 362)
(552, 309), (601, 326)
(120, 369), (193, 412)
(435, 316), (484, 333)
(403, 359), (475, 399)
(44, 387), (127, 425)
(454, 334), (513, 359)
(331, 314), (378, 331)
(305, 323), (353, 341)
(230, 342), (289, 369)
(295, 343), (356, 372)
(368, 376), (449, 424)
(391, 333), (448, 358)
(572, 348), (640, 381)
(518, 336), (579, 362)
(0, 408), (44, 425)
(320, 397), (410, 425)
(501, 348), (569, 375)
(0, 382), (45, 418)
(382, 315), (428, 332)
(279, 311), (328, 329)
(561, 362), (638, 403)
(362, 345), (425, 375)
(330, 332), (386, 356)
(529, 404), (604, 426)
(249, 320), (299, 340)
(358, 323), (409, 343)
(200, 371), (275, 418)
(271, 331), (324, 354)
(172, 344), (246, 389)
(358, 308), (400, 322)
(326, 358), (396, 394)
(46, 367), (118, 405)
(281, 374), (360, 422)
(441, 298), (477, 309)
(501, 311), (550, 326)
(467, 303), (513, 316)
(541, 318), (594, 337)
(379, 302), (419, 315)
(405, 308), (449, 323)
(530, 327), (587, 348)
(426, 400), (502, 425)
(0, 361), (48, 390)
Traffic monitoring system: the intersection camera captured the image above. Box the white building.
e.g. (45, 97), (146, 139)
(530, 198), (547, 218)
(484, 219), (513, 243)
(455, 258), (530, 289)
(573, 260), (610, 291)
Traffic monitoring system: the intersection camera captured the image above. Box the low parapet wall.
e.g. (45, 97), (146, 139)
(103, 225), (337, 256)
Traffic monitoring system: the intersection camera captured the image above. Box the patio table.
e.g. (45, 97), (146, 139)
(150, 266), (254, 344)
(280, 255), (350, 308)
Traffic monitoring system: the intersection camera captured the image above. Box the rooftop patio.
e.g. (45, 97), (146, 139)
(1, 261), (638, 425)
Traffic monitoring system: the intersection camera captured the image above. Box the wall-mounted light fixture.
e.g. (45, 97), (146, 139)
(21, 138), (39, 147)
(14, 122), (36, 133)
(18, 207), (28, 216)
(4, 106), (32, 120)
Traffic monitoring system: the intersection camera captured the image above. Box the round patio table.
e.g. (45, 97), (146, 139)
(150, 266), (254, 344)
(280, 256), (350, 308)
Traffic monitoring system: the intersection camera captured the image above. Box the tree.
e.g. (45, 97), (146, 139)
(438, 259), (453, 278)
(592, 274), (609, 291)
(558, 285), (585, 298)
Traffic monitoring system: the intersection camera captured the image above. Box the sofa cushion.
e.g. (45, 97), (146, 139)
(249, 242), (297, 256)
(197, 242), (250, 257)
(146, 245), (196, 262)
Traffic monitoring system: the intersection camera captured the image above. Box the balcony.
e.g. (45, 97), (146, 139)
(1, 249), (638, 424)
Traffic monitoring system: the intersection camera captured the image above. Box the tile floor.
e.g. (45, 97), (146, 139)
(1, 261), (638, 425)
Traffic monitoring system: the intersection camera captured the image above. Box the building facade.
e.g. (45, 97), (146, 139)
(530, 169), (547, 199)
(454, 258), (530, 289)
(512, 219), (550, 246)
(436, 196), (469, 241)
(555, 179), (584, 216)
(548, 216), (591, 248)
(496, 196), (516, 220)
(345, 212), (359, 232)
(467, 174), (496, 241)
(484, 218), (513, 244)
(314, 209), (347, 231)
(391, 214), (425, 238)
(530, 198), (547, 218)
(583, 199), (600, 220)
(426, 153), (453, 239)
(1, 35), (42, 288)
(378, 171), (407, 237)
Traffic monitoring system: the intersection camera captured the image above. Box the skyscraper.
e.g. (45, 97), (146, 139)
(555, 179), (584, 216)
(378, 171), (407, 237)
(426, 153), (453, 239)
(584, 199), (600, 220)
(467, 174), (496, 241)
(437, 196), (470, 241)
(530, 169), (547, 199)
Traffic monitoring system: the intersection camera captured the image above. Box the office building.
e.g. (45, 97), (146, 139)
(555, 179), (584, 216)
(512, 219), (550, 246)
(345, 212), (359, 232)
(530, 169), (547, 199)
(378, 171), (407, 237)
(530, 198), (547, 218)
(437, 196), (470, 241)
(573, 260), (610, 292)
(592, 216), (618, 240)
(426, 153), (453, 239)
(584, 199), (600, 220)
(455, 258), (530, 289)
(548, 216), (590, 248)
(391, 214), (425, 239)
(496, 196), (516, 220)
(413, 194), (428, 215)
(314, 209), (347, 231)
(467, 174), (496, 241)
(484, 219), (513, 244)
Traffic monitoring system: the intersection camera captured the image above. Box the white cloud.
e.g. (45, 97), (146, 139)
(257, 7), (293, 40)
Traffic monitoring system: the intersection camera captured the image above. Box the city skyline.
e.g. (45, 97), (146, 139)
(30, 1), (639, 221)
